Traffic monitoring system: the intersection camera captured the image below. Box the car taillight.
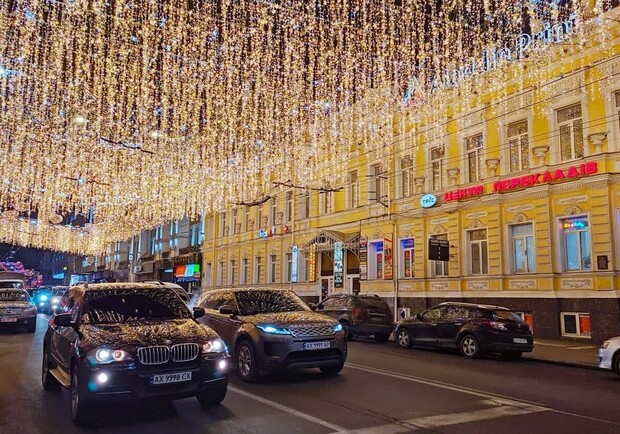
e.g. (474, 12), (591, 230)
(354, 307), (362, 319)
(481, 320), (507, 330)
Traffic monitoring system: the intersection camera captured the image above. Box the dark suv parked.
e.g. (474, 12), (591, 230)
(394, 302), (533, 359)
(42, 283), (229, 425)
(312, 294), (393, 342)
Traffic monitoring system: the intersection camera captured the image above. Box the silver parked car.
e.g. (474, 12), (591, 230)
(0, 289), (37, 332)
(599, 336), (620, 376)
(198, 288), (347, 382)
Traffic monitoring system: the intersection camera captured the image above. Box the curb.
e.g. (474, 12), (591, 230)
(523, 355), (603, 371)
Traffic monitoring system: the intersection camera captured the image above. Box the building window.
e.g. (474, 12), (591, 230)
(190, 223), (202, 246)
(320, 191), (334, 215)
(268, 254), (277, 283)
(561, 216), (591, 271)
(400, 156), (414, 198)
(285, 191), (293, 222)
(615, 91), (620, 135)
(368, 241), (383, 280)
(230, 209), (238, 235)
(560, 312), (591, 338)
(303, 251), (310, 282)
(256, 205), (263, 229)
(253, 256), (262, 284)
(465, 133), (484, 182)
(508, 119), (529, 173)
(430, 146), (445, 191)
(557, 103), (584, 161)
(348, 170), (359, 208)
(399, 238), (414, 278)
(244, 206), (250, 232)
(430, 234), (448, 277)
(284, 253), (292, 283)
(240, 258), (248, 284)
(150, 226), (163, 254)
(510, 223), (535, 273)
(369, 163), (385, 204)
(205, 263), (212, 286)
(468, 229), (488, 275)
(270, 197), (277, 225)
(298, 191), (310, 219)
(228, 260), (236, 285)
(217, 261), (224, 286)
(219, 211), (227, 237)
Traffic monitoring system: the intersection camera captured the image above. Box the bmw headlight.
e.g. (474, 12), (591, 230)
(88, 348), (132, 364)
(202, 338), (227, 354)
(256, 324), (290, 335)
(334, 323), (343, 333)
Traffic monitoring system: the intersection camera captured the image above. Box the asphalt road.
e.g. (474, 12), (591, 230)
(1, 314), (619, 434)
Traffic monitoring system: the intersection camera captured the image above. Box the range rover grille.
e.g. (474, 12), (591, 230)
(289, 324), (335, 338)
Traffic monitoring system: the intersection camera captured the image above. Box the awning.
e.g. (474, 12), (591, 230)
(301, 230), (361, 255)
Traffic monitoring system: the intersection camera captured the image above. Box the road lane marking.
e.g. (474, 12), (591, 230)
(533, 342), (568, 347)
(228, 385), (348, 432)
(567, 346), (597, 350)
(345, 363), (547, 411)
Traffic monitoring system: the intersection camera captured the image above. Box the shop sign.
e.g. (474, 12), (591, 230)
(383, 237), (393, 280)
(444, 185), (484, 202)
(420, 193), (438, 208)
(258, 226), (277, 238)
(428, 238), (450, 262)
(291, 246), (298, 283)
(333, 241), (344, 288)
(493, 162), (598, 193)
(359, 237), (368, 280)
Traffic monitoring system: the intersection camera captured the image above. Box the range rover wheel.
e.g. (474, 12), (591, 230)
(320, 361), (344, 376)
(70, 369), (92, 426)
(197, 379), (228, 408)
(396, 328), (412, 348)
(41, 349), (60, 391)
(459, 335), (480, 359)
(237, 340), (259, 382)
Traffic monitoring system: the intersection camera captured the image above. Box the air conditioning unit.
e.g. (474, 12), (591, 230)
(397, 307), (411, 320)
(133, 265), (142, 273)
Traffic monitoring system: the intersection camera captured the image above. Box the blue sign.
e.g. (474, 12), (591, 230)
(420, 194), (437, 208)
(291, 246), (298, 283)
(401, 238), (414, 249)
(334, 242), (344, 288)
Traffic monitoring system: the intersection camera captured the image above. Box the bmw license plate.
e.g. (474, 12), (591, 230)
(303, 341), (330, 350)
(150, 371), (192, 385)
(0, 317), (17, 323)
(513, 338), (528, 344)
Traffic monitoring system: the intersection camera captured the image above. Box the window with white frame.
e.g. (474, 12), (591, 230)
(560, 216), (591, 271)
(219, 211), (227, 237)
(368, 240), (384, 279)
(240, 258), (249, 284)
(231, 209), (238, 235)
(150, 226), (163, 254)
(256, 205), (263, 228)
(284, 252), (292, 283)
(430, 146), (445, 191)
(511, 223), (535, 273)
(319, 191), (334, 215)
(303, 251), (310, 282)
(190, 222), (202, 246)
(244, 206), (250, 232)
(465, 133), (484, 182)
(228, 260), (236, 285)
(217, 261), (224, 286)
(348, 170), (359, 208)
(298, 191), (310, 219)
(253, 256), (262, 284)
(206, 217), (214, 240)
(205, 263), (212, 286)
(560, 312), (591, 338)
(557, 103), (584, 161)
(400, 156), (414, 198)
(430, 234), (449, 277)
(507, 119), (529, 173)
(268, 254), (277, 283)
(369, 164), (385, 204)
(270, 196), (278, 225)
(285, 191), (293, 222)
(468, 229), (488, 275)
(399, 238), (414, 278)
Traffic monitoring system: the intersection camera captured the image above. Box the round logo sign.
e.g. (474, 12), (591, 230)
(420, 193), (438, 208)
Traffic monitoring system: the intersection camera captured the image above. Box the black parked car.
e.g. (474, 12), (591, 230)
(312, 294), (393, 342)
(394, 302), (533, 359)
(42, 283), (229, 425)
(198, 288), (347, 382)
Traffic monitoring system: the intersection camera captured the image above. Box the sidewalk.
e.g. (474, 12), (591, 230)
(524, 338), (601, 370)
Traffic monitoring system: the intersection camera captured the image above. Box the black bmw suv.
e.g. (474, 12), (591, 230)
(42, 283), (229, 425)
(394, 302), (533, 359)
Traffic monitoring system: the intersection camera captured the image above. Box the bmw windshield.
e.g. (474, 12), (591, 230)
(235, 290), (310, 315)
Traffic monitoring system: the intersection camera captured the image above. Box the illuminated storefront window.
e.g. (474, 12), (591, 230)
(511, 223), (535, 273)
(400, 238), (414, 278)
(561, 216), (591, 271)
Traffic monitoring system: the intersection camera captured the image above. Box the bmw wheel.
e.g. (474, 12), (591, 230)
(70, 369), (92, 426)
(237, 340), (259, 382)
(459, 335), (480, 359)
(396, 328), (412, 348)
(41, 349), (60, 391)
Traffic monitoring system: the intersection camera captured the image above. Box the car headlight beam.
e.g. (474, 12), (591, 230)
(334, 323), (343, 333)
(202, 339), (226, 353)
(92, 348), (131, 364)
(256, 324), (290, 335)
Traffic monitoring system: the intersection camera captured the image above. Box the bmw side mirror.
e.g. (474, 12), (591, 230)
(219, 305), (238, 316)
(193, 306), (205, 319)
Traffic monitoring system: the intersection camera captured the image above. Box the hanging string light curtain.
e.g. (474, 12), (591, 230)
(0, 0), (606, 253)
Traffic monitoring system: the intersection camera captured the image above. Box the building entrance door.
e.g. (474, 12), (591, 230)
(345, 275), (360, 295)
(320, 277), (334, 301)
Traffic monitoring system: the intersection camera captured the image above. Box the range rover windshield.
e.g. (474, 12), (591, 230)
(82, 288), (192, 324)
(235, 290), (310, 315)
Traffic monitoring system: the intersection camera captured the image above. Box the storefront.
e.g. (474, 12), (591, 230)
(171, 248), (202, 294)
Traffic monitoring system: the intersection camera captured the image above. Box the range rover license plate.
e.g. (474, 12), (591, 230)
(303, 341), (330, 350)
(0, 317), (17, 323)
(150, 371), (192, 385)
(513, 338), (528, 344)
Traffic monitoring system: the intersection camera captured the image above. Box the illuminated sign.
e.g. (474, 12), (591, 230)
(493, 162), (598, 193)
(174, 263), (200, 278)
(258, 226), (277, 238)
(333, 242), (344, 288)
(291, 246), (298, 283)
(420, 193), (438, 208)
(444, 185), (484, 202)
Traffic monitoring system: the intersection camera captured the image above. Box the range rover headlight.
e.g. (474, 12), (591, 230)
(202, 338), (226, 354)
(88, 348), (132, 364)
(256, 324), (290, 335)
(334, 323), (343, 333)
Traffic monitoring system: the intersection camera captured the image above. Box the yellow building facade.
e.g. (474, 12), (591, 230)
(202, 8), (620, 342)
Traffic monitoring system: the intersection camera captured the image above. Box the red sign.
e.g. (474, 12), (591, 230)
(493, 162), (598, 193)
(444, 185), (484, 202)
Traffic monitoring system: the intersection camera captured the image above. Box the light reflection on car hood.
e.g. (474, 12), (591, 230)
(242, 311), (337, 327)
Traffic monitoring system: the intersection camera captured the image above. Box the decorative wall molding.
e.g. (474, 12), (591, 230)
(561, 278), (593, 290)
(465, 211), (488, 220)
(564, 205), (582, 216)
(465, 219), (484, 229)
(508, 279), (537, 290)
(467, 280), (490, 290)
(431, 225), (447, 234)
(557, 196), (588, 205)
(512, 213), (530, 223)
(430, 217), (449, 225)
(430, 281), (450, 291)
